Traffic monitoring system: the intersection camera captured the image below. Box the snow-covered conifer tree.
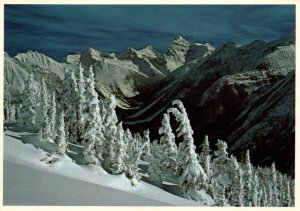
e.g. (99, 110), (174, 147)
(40, 78), (52, 141)
(62, 69), (79, 143)
(212, 139), (230, 206)
(199, 135), (212, 181)
(290, 179), (294, 206)
(228, 155), (243, 206)
(148, 140), (163, 187)
(267, 181), (273, 206)
(19, 73), (39, 128)
(159, 113), (178, 175)
(167, 100), (207, 201)
(4, 97), (11, 123)
(243, 150), (253, 206)
(212, 179), (226, 206)
(200, 135), (210, 157)
(49, 91), (57, 139)
(252, 173), (260, 206)
(260, 184), (268, 207)
(277, 172), (284, 206)
(124, 128), (132, 147)
(141, 130), (151, 161)
(271, 162), (279, 206)
(76, 63), (86, 141)
(82, 66), (103, 165)
(124, 132), (142, 186)
(102, 94), (118, 170)
(110, 122), (126, 174)
(283, 179), (291, 206)
(55, 111), (67, 156)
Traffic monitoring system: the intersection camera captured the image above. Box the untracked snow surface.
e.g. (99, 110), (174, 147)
(3, 130), (205, 206)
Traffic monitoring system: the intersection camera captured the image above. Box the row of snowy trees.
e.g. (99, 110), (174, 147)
(5, 65), (294, 206)
(147, 100), (294, 206)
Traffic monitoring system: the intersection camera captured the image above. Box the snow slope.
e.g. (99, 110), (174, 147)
(4, 52), (29, 96)
(4, 51), (67, 99)
(15, 50), (65, 79)
(3, 129), (205, 206)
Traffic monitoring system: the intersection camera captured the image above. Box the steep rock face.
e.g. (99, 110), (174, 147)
(165, 36), (190, 72)
(186, 43), (215, 63)
(117, 46), (165, 79)
(197, 70), (290, 125)
(226, 73), (295, 176)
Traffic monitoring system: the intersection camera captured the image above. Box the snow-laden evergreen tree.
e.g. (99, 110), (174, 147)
(283, 178), (291, 206)
(141, 130), (151, 161)
(158, 113), (178, 175)
(82, 66), (104, 165)
(251, 173), (260, 206)
(212, 178), (226, 206)
(243, 150), (253, 206)
(62, 69), (79, 143)
(212, 139), (230, 206)
(4, 99), (17, 124)
(228, 155), (243, 206)
(4, 105), (10, 123)
(124, 132), (142, 186)
(4, 95), (12, 123)
(124, 128), (132, 147)
(102, 94), (118, 171)
(260, 184), (268, 207)
(202, 135), (210, 156)
(55, 111), (67, 156)
(271, 162), (279, 206)
(267, 180), (273, 206)
(199, 135), (212, 181)
(277, 172), (284, 206)
(40, 78), (52, 141)
(134, 132), (143, 149)
(76, 63), (86, 142)
(290, 179), (294, 206)
(49, 91), (57, 139)
(148, 140), (163, 187)
(110, 122), (126, 174)
(167, 100), (207, 201)
(19, 73), (39, 128)
(4, 92), (10, 123)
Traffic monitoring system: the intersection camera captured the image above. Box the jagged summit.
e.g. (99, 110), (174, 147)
(138, 45), (160, 58)
(173, 35), (189, 46)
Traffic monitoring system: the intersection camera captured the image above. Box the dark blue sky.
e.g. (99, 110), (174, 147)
(5, 5), (295, 60)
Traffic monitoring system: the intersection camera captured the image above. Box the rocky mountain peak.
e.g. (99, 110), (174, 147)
(173, 35), (189, 46)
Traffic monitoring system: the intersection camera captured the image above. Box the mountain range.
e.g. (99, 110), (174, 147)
(4, 31), (295, 176)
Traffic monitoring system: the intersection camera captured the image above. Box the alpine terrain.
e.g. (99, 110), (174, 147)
(4, 31), (295, 206)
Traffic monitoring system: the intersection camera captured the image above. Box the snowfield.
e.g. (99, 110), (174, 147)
(3, 129), (205, 206)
